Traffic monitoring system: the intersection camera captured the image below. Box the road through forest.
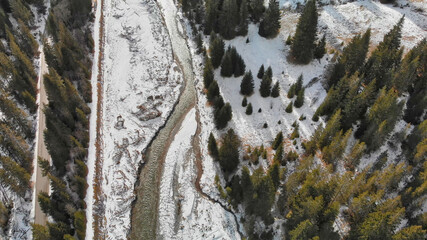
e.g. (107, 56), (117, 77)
(33, 49), (50, 226)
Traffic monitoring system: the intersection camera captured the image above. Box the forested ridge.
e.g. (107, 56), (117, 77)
(0, 0), (94, 239)
(183, 0), (427, 239)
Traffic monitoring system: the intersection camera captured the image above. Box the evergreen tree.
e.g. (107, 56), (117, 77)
(240, 71), (254, 95)
(268, 162), (280, 189)
(209, 34), (225, 68)
(250, 0), (265, 22)
(220, 52), (233, 77)
(203, 58), (214, 89)
(318, 109), (342, 149)
(273, 145), (283, 163)
(257, 64), (265, 79)
(289, 0), (318, 64)
(260, 74), (272, 97)
(287, 84), (296, 98)
(271, 81), (280, 97)
(272, 131), (283, 150)
(215, 103), (233, 129)
(208, 132), (218, 159)
(220, 0), (239, 39)
(204, 0), (219, 34)
(258, 0), (281, 38)
(286, 34), (293, 45)
(286, 101), (293, 113)
(314, 34), (326, 60)
(363, 17), (404, 90)
(265, 66), (273, 79)
(218, 129), (240, 173)
(294, 88), (305, 108)
(246, 103), (253, 115)
(238, 0), (249, 36)
(207, 80), (220, 102)
(32, 224), (50, 240)
(361, 88), (404, 151)
(242, 96), (248, 107)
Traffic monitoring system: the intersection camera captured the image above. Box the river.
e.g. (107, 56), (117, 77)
(129, 0), (197, 239)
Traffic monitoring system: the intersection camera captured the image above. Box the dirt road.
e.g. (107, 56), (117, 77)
(33, 50), (50, 226)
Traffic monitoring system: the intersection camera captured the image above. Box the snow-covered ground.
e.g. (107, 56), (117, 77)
(158, 108), (240, 239)
(97, 0), (182, 238)
(163, 0), (426, 239)
(85, 0), (102, 239)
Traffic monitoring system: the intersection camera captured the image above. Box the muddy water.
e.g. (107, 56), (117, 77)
(129, 0), (196, 239)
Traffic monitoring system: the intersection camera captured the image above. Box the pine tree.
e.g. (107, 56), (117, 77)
(215, 103), (233, 129)
(240, 71), (254, 95)
(289, 0), (318, 64)
(207, 80), (220, 102)
(218, 129), (240, 173)
(203, 58), (214, 89)
(363, 17), (404, 90)
(209, 34), (225, 68)
(287, 84), (296, 98)
(246, 103), (253, 115)
(257, 64), (265, 79)
(260, 74), (272, 97)
(220, 0), (239, 39)
(208, 132), (219, 159)
(268, 162), (280, 189)
(286, 34), (293, 45)
(242, 96), (248, 107)
(318, 109), (342, 149)
(204, 0), (219, 34)
(361, 88), (403, 151)
(195, 33), (203, 54)
(265, 66), (273, 79)
(220, 52), (233, 77)
(250, 0), (265, 22)
(32, 224), (50, 240)
(294, 88), (305, 108)
(10, 0), (33, 25)
(314, 34), (326, 60)
(273, 145), (283, 163)
(238, 0), (249, 36)
(271, 82), (280, 98)
(258, 0), (281, 38)
(233, 54), (246, 77)
(272, 131), (283, 150)
(286, 101), (293, 113)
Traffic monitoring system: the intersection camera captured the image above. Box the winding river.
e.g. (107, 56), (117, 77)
(129, 0), (197, 239)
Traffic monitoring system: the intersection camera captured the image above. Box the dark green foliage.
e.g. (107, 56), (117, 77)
(257, 64), (264, 79)
(265, 66), (273, 79)
(289, 0), (318, 64)
(327, 29), (370, 89)
(271, 81), (280, 97)
(268, 162), (280, 189)
(220, 0), (239, 39)
(215, 103), (233, 129)
(260, 74), (272, 97)
(207, 80), (220, 102)
(208, 132), (219, 159)
(287, 84), (296, 98)
(402, 39), (426, 124)
(238, 0), (249, 36)
(246, 103), (253, 115)
(294, 88), (305, 108)
(218, 129), (240, 174)
(286, 34), (293, 45)
(258, 0), (280, 38)
(221, 46), (246, 77)
(204, 0), (219, 34)
(314, 34), (326, 60)
(285, 150), (299, 162)
(286, 101), (293, 113)
(240, 71), (254, 95)
(203, 58), (215, 89)
(242, 96), (248, 107)
(74, 211), (86, 240)
(363, 17), (404, 90)
(32, 224), (50, 240)
(361, 88), (404, 152)
(250, 0), (265, 22)
(220, 52), (233, 77)
(0, 155), (31, 197)
(272, 131), (283, 150)
(195, 32), (204, 54)
(209, 33), (225, 68)
(273, 144), (283, 163)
